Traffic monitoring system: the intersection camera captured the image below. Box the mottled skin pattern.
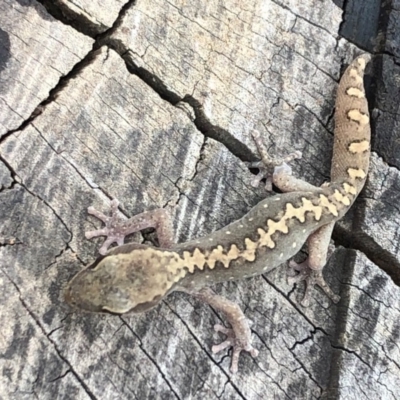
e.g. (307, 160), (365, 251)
(65, 54), (371, 373)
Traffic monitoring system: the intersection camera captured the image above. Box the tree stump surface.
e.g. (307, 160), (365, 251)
(0, 0), (399, 399)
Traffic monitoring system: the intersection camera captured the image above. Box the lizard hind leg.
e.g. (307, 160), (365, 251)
(288, 222), (340, 306)
(246, 130), (302, 190)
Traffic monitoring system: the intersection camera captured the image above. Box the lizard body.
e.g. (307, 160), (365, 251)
(65, 54), (371, 372)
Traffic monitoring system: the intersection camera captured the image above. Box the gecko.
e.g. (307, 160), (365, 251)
(65, 54), (371, 373)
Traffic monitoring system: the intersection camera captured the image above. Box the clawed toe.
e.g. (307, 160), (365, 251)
(247, 130), (302, 190)
(212, 324), (258, 374)
(288, 260), (340, 307)
(288, 259), (304, 274)
(85, 200), (174, 254)
(86, 199), (128, 254)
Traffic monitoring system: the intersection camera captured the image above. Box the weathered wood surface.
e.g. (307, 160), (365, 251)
(0, 0), (93, 137)
(0, 0), (399, 399)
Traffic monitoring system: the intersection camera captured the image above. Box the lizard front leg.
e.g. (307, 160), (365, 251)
(191, 287), (258, 373)
(85, 199), (173, 254)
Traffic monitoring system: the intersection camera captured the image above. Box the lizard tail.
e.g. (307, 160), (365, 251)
(331, 54), (371, 197)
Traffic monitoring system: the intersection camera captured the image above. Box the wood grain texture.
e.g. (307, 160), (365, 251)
(373, 55), (400, 169)
(0, 0), (93, 137)
(56, 0), (127, 30)
(0, 0), (399, 399)
(0, 160), (12, 189)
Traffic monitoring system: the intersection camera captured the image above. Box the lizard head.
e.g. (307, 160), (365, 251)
(65, 246), (181, 314)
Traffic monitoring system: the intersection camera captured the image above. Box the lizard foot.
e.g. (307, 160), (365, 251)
(85, 199), (129, 255)
(246, 130), (302, 190)
(86, 199), (174, 254)
(212, 324), (259, 374)
(288, 260), (340, 307)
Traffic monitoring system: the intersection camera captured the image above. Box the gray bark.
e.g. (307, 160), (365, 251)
(0, 0), (399, 399)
